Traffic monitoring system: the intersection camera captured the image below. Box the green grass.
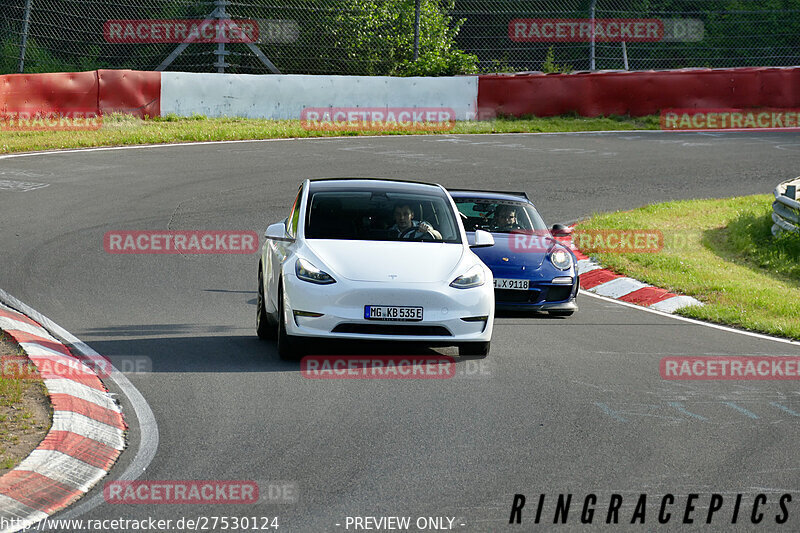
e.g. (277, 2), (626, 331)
(0, 113), (660, 154)
(578, 195), (800, 340)
(0, 332), (51, 474)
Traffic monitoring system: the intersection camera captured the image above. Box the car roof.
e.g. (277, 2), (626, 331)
(308, 178), (446, 195)
(448, 189), (531, 203)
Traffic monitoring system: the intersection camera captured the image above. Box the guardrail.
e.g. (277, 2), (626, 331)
(772, 177), (800, 235)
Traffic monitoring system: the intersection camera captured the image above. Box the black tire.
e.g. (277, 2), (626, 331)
(548, 311), (574, 317)
(256, 268), (276, 340)
(277, 284), (303, 361)
(459, 342), (490, 357)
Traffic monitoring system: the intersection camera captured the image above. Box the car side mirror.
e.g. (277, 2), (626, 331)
(265, 222), (294, 242)
(470, 229), (494, 248)
(551, 224), (572, 237)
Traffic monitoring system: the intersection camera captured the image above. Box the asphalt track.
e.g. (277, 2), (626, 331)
(2, 131), (800, 532)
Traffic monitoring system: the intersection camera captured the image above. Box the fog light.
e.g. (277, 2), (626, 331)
(552, 277), (573, 285)
(294, 310), (324, 318)
(460, 316), (489, 322)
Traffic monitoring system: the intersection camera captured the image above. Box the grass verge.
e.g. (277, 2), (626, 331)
(0, 113), (660, 154)
(0, 331), (51, 476)
(578, 195), (800, 340)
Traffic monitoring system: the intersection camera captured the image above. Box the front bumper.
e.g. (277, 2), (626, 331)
(493, 278), (579, 311)
(283, 275), (494, 343)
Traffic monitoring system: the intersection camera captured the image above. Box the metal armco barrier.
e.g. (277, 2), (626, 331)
(772, 177), (800, 235)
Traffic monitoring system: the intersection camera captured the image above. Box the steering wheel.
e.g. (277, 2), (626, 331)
(399, 226), (436, 241)
(492, 223), (522, 232)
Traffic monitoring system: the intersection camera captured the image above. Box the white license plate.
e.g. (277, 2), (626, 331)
(494, 278), (530, 290)
(364, 305), (423, 321)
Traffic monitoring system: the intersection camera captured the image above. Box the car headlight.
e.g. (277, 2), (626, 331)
(295, 258), (336, 284)
(550, 248), (573, 270)
(450, 264), (485, 289)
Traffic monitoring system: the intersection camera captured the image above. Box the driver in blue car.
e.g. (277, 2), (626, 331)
(389, 203), (442, 240)
(491, 204), (522, 232)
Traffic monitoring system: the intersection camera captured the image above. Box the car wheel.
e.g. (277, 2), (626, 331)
(548, 311), (574, 317)
(277, 283), (303, 361)
(459, 342), (490, 357)
(256, 268), (276, 340)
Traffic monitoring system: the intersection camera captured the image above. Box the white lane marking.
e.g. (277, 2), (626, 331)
(17, 450), (106, 493)
(591, 277), (649, 299)
(2, 129), (790, 162)
(43, 379), (121, 413)
(0, 289), (159, 521)
(0, 179), (50, 192)
(580, 290), (800, 347)
(51, 412), (125, 450)
(649, 295), (703, 312)
(0, 495), (49, 533)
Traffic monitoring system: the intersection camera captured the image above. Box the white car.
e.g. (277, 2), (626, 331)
(256, 178), (495, 359)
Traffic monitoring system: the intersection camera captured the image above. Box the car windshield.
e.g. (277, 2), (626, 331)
(304, 190), (462, 243)
(454, 198), (548, 234)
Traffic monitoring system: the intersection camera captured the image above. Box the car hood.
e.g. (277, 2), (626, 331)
(305, 240), (465, 283)
(470, 231), (555, 269)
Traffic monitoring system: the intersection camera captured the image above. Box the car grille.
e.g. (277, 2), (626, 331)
(495, 288), (541, 303)
(545, 285), (573, 302)
(332, 324), (453, 336)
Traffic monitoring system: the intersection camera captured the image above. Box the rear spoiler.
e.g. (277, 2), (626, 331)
(448, 188), (529, 200)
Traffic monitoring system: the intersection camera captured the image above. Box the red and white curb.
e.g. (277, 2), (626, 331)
(0, 304), (125, 532)
(562, 232), (704, 313)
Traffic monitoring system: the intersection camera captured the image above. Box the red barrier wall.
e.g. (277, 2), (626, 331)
(98, 70), (160, 117)
(0, 71), (98, 114)
(0, 70), (160, 118)
(478, 67), (800, 119)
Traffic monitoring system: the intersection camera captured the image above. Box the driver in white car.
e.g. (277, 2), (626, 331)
(388, 203), (442, 240)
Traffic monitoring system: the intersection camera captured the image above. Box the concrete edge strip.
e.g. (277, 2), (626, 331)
(564, 227), (703, 312)
(0, 303), (126, 530)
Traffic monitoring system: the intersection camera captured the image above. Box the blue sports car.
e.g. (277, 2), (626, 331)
(449, 189), (579, 316)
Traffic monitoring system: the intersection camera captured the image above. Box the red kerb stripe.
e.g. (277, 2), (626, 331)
(37, 431), (121, 470)
(49, 393), (124, 429)
(0, 470), (83, 513)
(579, 269), (620, 290)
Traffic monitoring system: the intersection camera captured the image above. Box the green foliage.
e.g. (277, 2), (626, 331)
(541, 47), (573, 74)
(0, 35), (101, 73)
(330, 0), (477, 76)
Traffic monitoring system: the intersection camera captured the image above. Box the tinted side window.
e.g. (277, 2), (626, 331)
(287, 187), (302, 238)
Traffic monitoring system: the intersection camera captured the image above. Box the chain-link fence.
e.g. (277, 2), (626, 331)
(1, 1), (799, 75)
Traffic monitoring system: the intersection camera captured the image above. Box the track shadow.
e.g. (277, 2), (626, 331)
(496, 309), (572, 319)
(702, 221), (800, 288)
(81, 329), (471, 375)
